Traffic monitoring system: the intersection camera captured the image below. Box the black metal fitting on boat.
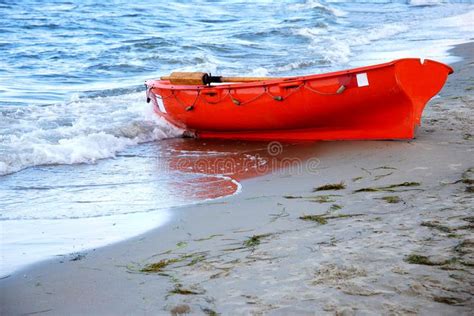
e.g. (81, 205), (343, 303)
(145, 84), (151, 103)
(202, 73), (224, 86)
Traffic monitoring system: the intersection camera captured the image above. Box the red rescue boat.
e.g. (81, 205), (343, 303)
(145, 59), (453, 141)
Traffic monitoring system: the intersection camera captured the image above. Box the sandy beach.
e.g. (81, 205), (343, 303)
(1, 42), (473, 315)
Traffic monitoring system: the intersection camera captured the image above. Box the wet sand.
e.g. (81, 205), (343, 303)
(1, 42), (473, 315)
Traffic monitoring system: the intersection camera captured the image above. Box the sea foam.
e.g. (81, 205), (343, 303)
(0, 92), (182, 176)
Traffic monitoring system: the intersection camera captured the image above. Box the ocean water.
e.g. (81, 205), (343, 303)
(1, 0), (473, 276)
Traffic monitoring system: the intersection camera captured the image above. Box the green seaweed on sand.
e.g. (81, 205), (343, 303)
(176, 241), (187, 248)
(313, 182), (346, 192)
(329, 204), (342, 211)
(354, 187), (378, 192)
(460, 261), (474, 267)
(380, 195), (401, 203)
(374, 172), (393, 181)
(299, 213), (364, 224)
(243, 234), (271, 248)
(283, 195), (338, 203)
(352, 176), (363, 182)
(188, 254), (206, 266)
(375, 181), (420, 189)
(310, 195), (337, 203)
(405, 254), (440, 266)
(454, 240), (474, 255)
(354, 181), (421, 193)
(299, 214), (328, 224)
(202, 308), (219, 316)
(453, 176), (474, 185)
(405, 254), (456, 266)
(373, 166), (397, 170)
(447, 233), (461, 238)
(194, 234), (223, 241)
(169, 284), (201, 295)
(173, 252), (208, 267)
(381, 181), (420, 189)
(140, 258), (181, 273)
(324, 214), (364, 220)
(433, 296), (466, 305)
(462, 216), (474, 223)
(456, 179), (474, 185)
(283, 195), (304, 199)
(421, 221), (452, 233)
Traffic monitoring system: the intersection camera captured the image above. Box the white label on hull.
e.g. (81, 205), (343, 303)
(157, 95), (167, 113)
(356, 73), (369, 87)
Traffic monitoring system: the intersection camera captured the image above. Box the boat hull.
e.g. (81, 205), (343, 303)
(145, 59), (452, 141)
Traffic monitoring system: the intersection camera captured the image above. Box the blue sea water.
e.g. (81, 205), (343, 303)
(1, 0), (473, 276)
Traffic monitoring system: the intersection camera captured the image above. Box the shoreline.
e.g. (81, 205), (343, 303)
(1, 42), (473, 315)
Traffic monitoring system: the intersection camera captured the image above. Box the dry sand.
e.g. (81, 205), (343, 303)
(1, 43), (473, 315)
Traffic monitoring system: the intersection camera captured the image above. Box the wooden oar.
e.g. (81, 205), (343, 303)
(160, 72), (281, 85)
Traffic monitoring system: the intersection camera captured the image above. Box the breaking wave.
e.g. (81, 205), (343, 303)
(0, 92), (182, 176)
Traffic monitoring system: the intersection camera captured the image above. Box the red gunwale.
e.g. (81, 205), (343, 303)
(146, 58), (453, 91)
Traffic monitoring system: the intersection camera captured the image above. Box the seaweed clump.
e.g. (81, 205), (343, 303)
(313, 182), (346, 192)
(462, 216), (474, 223)
(404, 254), (455, 266)
(243, 234), (271, 248)
(458, 168), (474, 193)
(433, 296), (466, 305)
(310, 195), (337, 203)
(283, 195), (338, 203)
(194, 234), (222, 241)
(299, 213), (364, 225)
(457, 179), (474, 185)
(140, 258), (180, 273)
(169, 285), (200, 295)
(202, 308), (218, 316)
(354, 182), (420, 193)
(380, 196), (401, 203)
(421, 221), (452, 233)
(405, 254), (440, 266)
(299, 215), (328, 225)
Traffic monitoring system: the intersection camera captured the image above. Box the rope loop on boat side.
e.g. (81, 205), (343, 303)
(153, 80), (346, 110)
(303, 82), (346, 95)
(172, 90), (201, 109)
(202, 89), (230, 104)
(229, 88), (268, 106)
(280, 82), (305, 100)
